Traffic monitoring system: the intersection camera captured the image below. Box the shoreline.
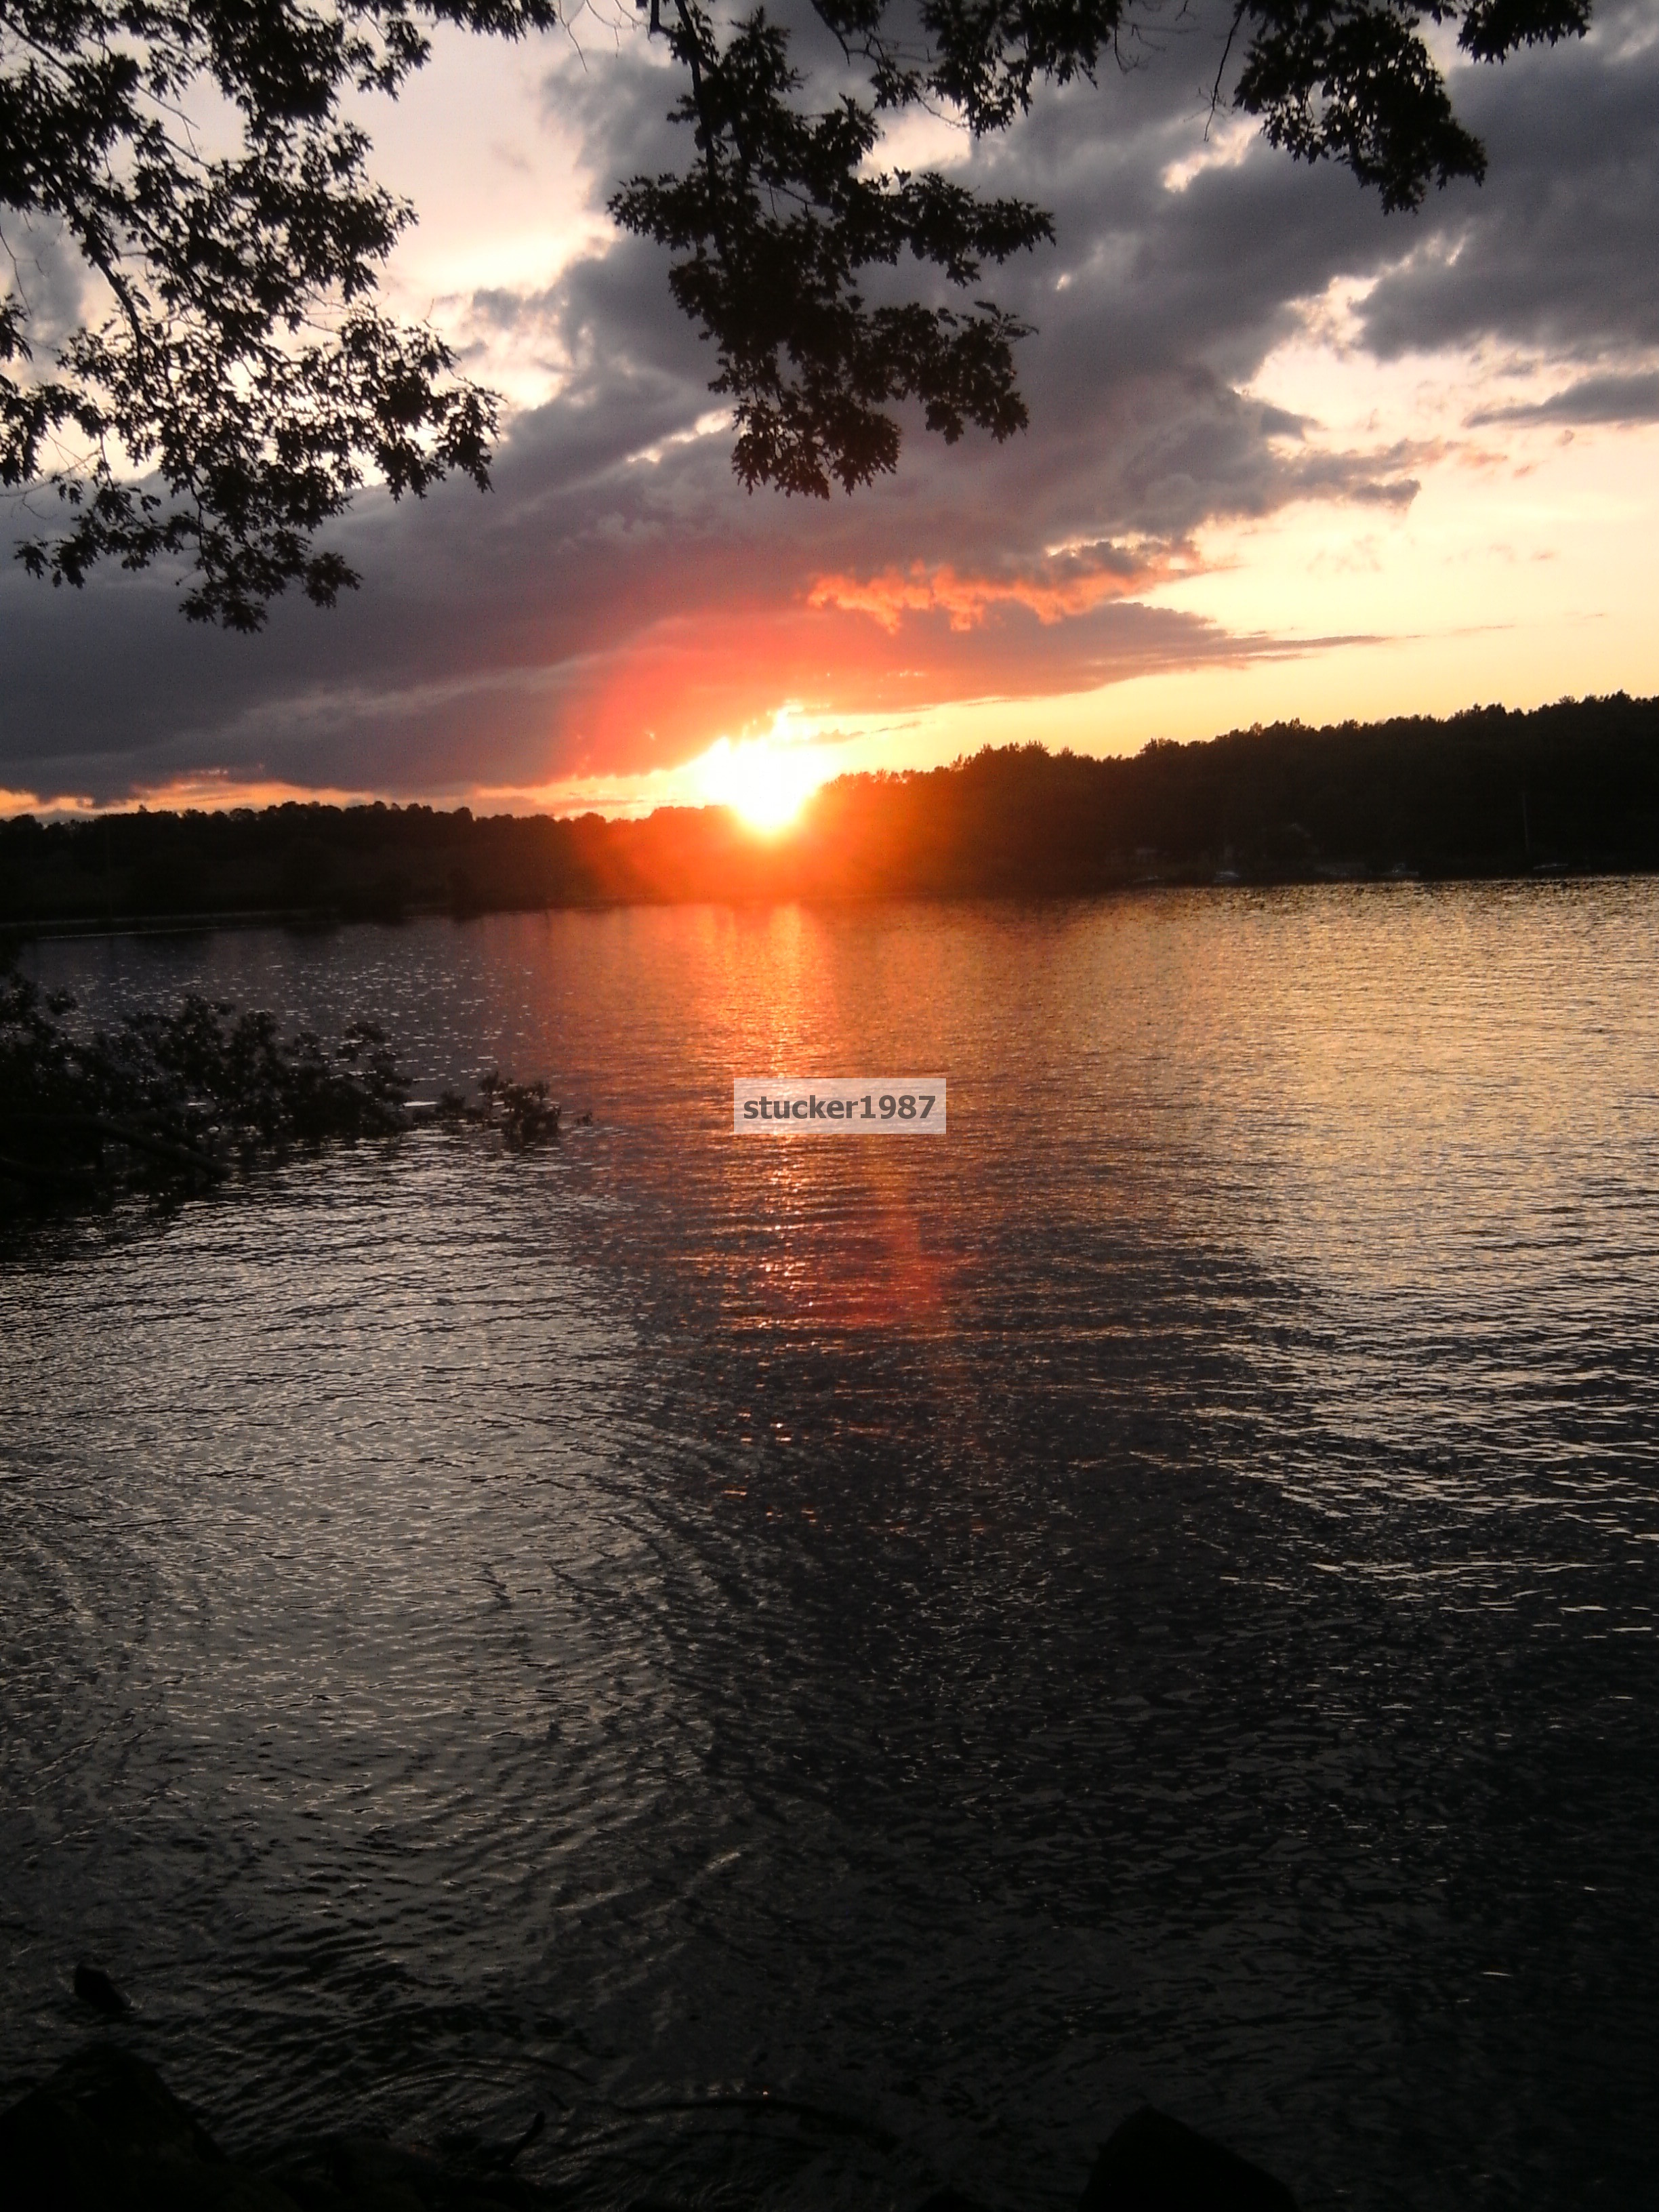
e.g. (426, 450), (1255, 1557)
(6, 858), (1649, 948)
(6, 702), (1658, 933)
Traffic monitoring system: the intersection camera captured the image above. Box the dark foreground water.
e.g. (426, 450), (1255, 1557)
(4, 886), (1658, 2211)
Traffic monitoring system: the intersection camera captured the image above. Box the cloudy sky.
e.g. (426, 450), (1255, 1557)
(3, 0), (1657, 815)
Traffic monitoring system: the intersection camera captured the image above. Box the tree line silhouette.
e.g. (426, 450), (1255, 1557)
(5, 695), (1656, 929)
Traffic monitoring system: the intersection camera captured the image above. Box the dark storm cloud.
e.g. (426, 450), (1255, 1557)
(1468, 370), (1659, 428)
(1356, 6), (1659, 363)
(1, 0), (1650, 802)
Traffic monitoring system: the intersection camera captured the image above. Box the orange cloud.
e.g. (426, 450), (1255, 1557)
(808, 538), (1201, 633)
(550, 592), (1232, 777)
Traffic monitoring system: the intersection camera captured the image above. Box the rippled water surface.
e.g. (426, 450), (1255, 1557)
(4, 886), (1658, 2210)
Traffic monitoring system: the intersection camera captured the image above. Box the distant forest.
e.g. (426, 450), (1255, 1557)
(5, 695), (1658, 931)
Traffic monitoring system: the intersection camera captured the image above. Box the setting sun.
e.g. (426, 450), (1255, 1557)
(693, 731), (827, 834)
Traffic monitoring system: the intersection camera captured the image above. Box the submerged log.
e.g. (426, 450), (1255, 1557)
(4, 1111), (226, 1179)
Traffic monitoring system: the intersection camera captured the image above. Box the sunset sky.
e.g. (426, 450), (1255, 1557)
(3, 0), (1656, 817)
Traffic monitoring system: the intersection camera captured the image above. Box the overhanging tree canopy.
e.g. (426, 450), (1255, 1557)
(1, 0), (1593, 627)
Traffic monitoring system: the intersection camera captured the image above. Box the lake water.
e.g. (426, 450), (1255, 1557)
(4, 885), (1658, 2210)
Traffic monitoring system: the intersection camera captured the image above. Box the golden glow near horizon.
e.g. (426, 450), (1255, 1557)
(693, 722), (835, 834)
(386, 53), (1654, 815)
(0, 773), (381, 819)
(7, 35), (1656, 825)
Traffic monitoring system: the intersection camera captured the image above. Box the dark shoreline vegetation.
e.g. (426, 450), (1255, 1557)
(3, 2039), (1301, 2211)
(5, 696), (1658, 933)
(0, 967), (561, 1216)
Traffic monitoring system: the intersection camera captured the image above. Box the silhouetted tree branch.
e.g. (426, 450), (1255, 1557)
(1, 0), (561, 626)
(3, 0), (1595, 617)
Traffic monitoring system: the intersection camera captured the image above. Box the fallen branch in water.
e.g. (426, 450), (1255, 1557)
(462, 1069), (562, 1149)
(0, 966), (560, 1216)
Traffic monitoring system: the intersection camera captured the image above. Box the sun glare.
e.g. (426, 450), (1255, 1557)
(695, 732), (826, 834)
